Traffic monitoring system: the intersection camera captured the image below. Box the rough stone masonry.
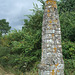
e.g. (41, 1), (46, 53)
(38, 0), (64, 75)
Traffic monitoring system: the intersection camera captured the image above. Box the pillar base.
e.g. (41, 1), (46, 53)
(38, 63), (64, 75)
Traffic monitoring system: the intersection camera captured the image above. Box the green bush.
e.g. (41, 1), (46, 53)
(62, 41), (75, 75)
(64, 59), (75, 75)
(62, 41), (75, 59)
(0, 32), (2, 37)
(0, 30), (41, 72)
(0, 46), (10, 67)
(60, 12), (75, 42)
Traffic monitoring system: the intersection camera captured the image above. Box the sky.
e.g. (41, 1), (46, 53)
(0, 0), (42, 30)
(0, 0), (59, 31)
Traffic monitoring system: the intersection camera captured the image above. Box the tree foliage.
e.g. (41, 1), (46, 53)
(58, 0), (75, 14)
(60, 12), (75, 42)
(0, 19), (11, 34)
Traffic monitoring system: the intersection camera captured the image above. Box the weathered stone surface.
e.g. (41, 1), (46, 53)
(38, 0), (64, 75)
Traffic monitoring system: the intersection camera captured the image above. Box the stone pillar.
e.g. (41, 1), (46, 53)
(38, 0), (64, 75)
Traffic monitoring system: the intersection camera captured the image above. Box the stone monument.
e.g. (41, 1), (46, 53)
(38, 0), (64, 75)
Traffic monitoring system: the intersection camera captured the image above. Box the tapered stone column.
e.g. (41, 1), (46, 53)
(38, 0), (64, 75)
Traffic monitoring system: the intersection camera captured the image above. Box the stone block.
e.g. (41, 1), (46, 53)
(46, 30), (55, 33)
(55, 31), (61, 35)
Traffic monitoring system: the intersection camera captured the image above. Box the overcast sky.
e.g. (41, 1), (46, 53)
(0, 0), (42, 30)
(0, 0), (59, 30)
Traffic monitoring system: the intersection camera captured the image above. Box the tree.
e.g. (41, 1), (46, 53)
(60, 12), (75, 42)
(57, 0), (75, 42)
(58, 0), (75, 14)
(0, 32), (2, 37)
(0, 19), (11, 34)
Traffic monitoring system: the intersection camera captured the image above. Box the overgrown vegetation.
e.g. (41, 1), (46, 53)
(0, 0), (75, 75)
(0, 19), (11, 35)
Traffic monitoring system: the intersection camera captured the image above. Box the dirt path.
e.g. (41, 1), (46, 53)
(0, 67), (14, 75)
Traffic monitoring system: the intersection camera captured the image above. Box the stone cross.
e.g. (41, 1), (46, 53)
(38, 0), (64, 75)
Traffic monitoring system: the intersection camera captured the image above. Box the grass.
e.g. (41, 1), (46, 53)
(0, 65), (39, 75)
(0, 65), (14, 75)
(25, 71), (38, 75)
